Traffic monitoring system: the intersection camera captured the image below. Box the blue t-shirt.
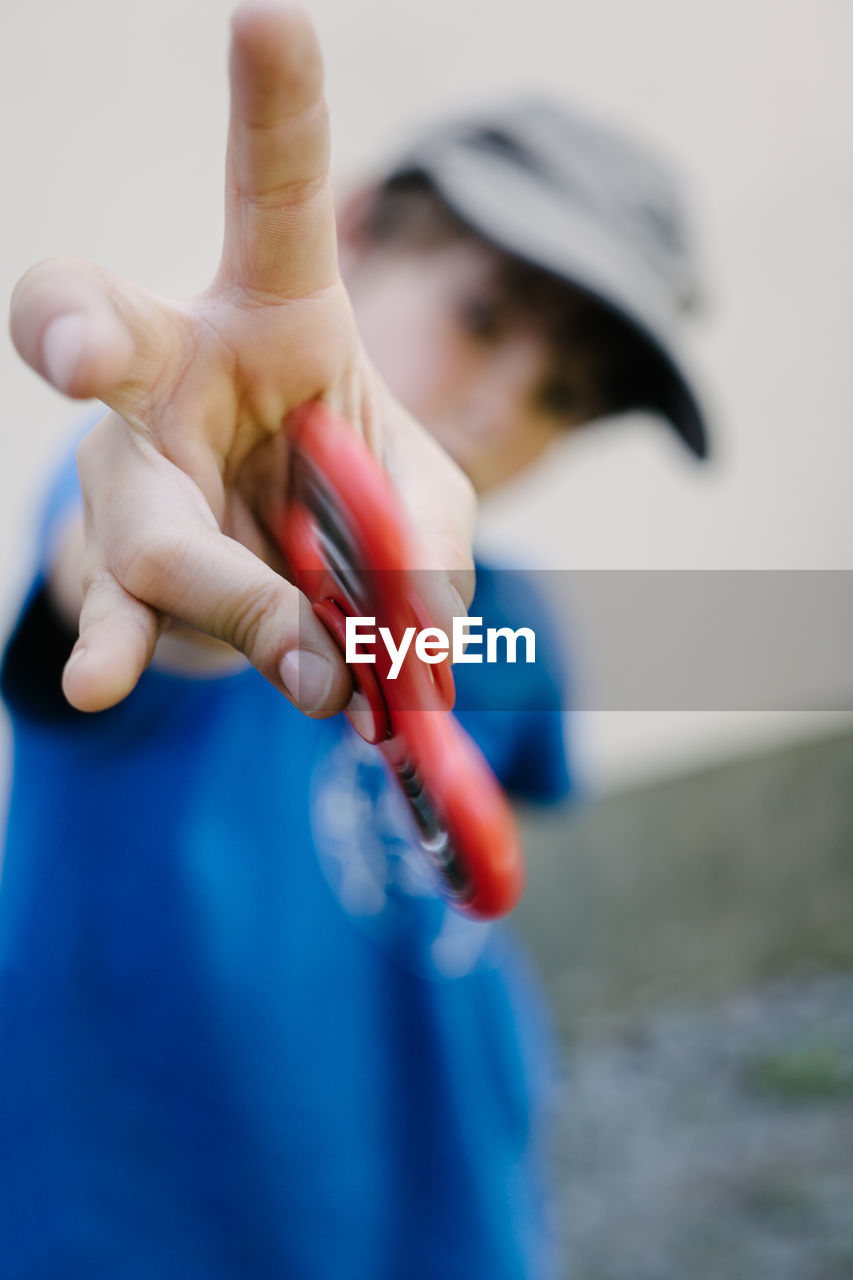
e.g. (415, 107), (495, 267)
(0, 441), (570, 1280)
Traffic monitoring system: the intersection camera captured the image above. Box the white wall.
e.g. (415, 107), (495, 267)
(1, 0), (851, 788)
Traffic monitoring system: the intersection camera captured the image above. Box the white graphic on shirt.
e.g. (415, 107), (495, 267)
(310, 729), (495, 980)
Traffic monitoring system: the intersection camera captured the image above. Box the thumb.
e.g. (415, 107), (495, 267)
(9, 256), (179, 412)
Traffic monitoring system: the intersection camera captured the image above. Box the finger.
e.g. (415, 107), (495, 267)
(381, 399), (478, 635)
(9, 257), (186, 415)
(83, 420), (351, 715)
(221, 1), (338, 298)
(121, 522), (352, 716)
(63, 569), (162, 712)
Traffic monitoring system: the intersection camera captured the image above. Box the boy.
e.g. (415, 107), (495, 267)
(0, 4), (706, 1278)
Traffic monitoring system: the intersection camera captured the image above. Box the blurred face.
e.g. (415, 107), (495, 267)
(343, 239), (592, 493)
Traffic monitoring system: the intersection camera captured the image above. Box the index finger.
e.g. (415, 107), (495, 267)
(220, 2), (339, 299)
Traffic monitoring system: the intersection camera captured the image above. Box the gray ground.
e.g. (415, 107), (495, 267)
(557, 971), (853, 1280)
(512, 729), (853, 1277)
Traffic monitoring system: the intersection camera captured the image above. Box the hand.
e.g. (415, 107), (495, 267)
(9, 1), (475, 718)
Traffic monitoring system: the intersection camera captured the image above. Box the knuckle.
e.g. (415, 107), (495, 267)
(79, 563), (113, 609)
(243, 169), (330, 218)
(220, 576), (285, 657)
(116, 531), (185, 604)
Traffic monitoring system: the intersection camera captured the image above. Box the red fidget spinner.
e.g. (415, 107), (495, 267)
(271, 402), (525, 920)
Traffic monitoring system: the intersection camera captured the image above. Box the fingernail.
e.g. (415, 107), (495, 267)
(43, 313), (87, 393)
(280, 649), (333, 714)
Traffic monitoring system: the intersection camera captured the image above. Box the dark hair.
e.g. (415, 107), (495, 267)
(360, 174), (661, 426)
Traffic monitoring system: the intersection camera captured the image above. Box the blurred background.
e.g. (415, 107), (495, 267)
(2, 0), (852, 1274)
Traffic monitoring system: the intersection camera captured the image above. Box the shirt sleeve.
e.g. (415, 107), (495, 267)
(1, 412), (103, 724)
(1, 579), (82, 723)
